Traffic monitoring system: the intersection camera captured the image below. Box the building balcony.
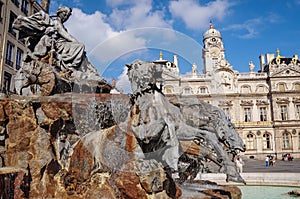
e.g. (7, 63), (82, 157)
(181, 74), (208, 79)
(239, 72), (268, 79)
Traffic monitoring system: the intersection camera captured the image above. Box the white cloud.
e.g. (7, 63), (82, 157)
(116, 66), (132, 94)
(222, 14), (280, 39)
(107, 0), (172, 30)
(89, 30), (147, 73)
(65, 8), (117, 52)
(105, 0), (135, 7)
(63, 1), (173, 73)
(169, 0), (232, 30)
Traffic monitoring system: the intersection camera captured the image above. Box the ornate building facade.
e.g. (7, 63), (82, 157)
(160, 25), (300, 160)
(0, 0), (47, 93)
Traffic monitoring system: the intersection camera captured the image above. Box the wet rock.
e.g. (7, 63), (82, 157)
(288, 190), (300, 197)
(0, 167), (25, 199)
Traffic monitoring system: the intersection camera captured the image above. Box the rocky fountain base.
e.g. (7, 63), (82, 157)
(0, 94), (241, 199)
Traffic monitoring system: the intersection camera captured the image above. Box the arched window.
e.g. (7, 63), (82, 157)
(256, 85), (267, 93)
(263, 133), (272, 149)
(278, 83), (286, 92)
(241, 85), (251, 93)
(164, 86), (173, 94)
(183, 87), (192, 95)
(246, 133), (256, 150)
(199, 87), (207, 94)
(282, 132), (291, 149)
(294, 83), (300, 91)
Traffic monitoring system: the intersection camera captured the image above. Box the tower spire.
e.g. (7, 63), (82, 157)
(209, 20), (213, 29)
(159, 51), (163, 60)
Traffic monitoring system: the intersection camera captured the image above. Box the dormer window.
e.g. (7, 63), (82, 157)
(184, 87), (192, 95)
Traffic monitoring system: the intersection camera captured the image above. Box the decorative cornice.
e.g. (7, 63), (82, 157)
(240, 100), (254, 106)
(292, 97), (300, 103)
(256, 100), (269, 106)
(276, 97), (290, 104)
(218, 100), (233, 107)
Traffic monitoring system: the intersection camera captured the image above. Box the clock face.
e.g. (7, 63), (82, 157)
(210, 47), (220, 57)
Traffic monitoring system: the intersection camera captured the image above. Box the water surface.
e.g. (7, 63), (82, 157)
(238, 186), (299, 199)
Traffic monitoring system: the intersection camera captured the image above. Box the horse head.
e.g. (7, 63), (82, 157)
(170, 97), (246, 154)
(126, 60), (164, 94)
(208, 107), (246, 154)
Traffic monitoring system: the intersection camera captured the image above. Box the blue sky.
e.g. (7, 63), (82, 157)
(45, 0), (300, 91)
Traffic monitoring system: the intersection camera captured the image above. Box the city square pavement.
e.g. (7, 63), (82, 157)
(242, 158), (300, 173)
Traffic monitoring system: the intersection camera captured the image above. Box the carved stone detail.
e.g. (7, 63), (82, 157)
(292, 97), (300, 103)
(276, 98), (290, 104)
(256, 100), (269, 106)
(218, 100), (233, 107)
(240, 100), (254, 106)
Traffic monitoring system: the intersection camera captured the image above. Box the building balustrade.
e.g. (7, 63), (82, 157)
(233, 121), (273, 127)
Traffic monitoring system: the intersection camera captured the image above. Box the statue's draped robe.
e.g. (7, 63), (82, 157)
(13, 11), (84, 69)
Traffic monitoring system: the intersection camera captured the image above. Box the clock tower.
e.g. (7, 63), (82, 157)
(202, 23), (226, 74)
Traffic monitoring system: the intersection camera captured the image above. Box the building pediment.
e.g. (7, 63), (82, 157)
(270, 67), (300, 77)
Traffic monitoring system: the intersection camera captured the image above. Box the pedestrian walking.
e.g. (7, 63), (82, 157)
(265, 156), (269, 167)
(235, 156), (244, 173)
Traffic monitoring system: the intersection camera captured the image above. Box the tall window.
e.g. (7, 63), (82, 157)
(244, 108), (251, 122)
(246, 133), (255, 150)
(280, 105), (288, 120)
(5, 42), (14, 67)
(296, 105), (300, 120)
(260, 107), (267, 121)
(16, 48), (23, 70)
(263, 133), (271, 149)
(3, 72), (12, 92)
(282, 132), (290, 149)
(223, 108), (229, 116)
(298, 132), (300, 149)
(0, 2), (4, 22)
(11, 0), (19, 7)
(8, 11), (17, 37)
(199, 87), (206, 94)
(21, 0), (28, 15)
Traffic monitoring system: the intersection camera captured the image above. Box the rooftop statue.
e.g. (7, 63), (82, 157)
(13, 6), (110, 95)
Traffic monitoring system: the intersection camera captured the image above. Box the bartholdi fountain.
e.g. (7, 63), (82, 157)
(0, 6), (245, 199)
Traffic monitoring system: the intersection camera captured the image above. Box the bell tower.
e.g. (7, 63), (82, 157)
(202, 23), (225, 74)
